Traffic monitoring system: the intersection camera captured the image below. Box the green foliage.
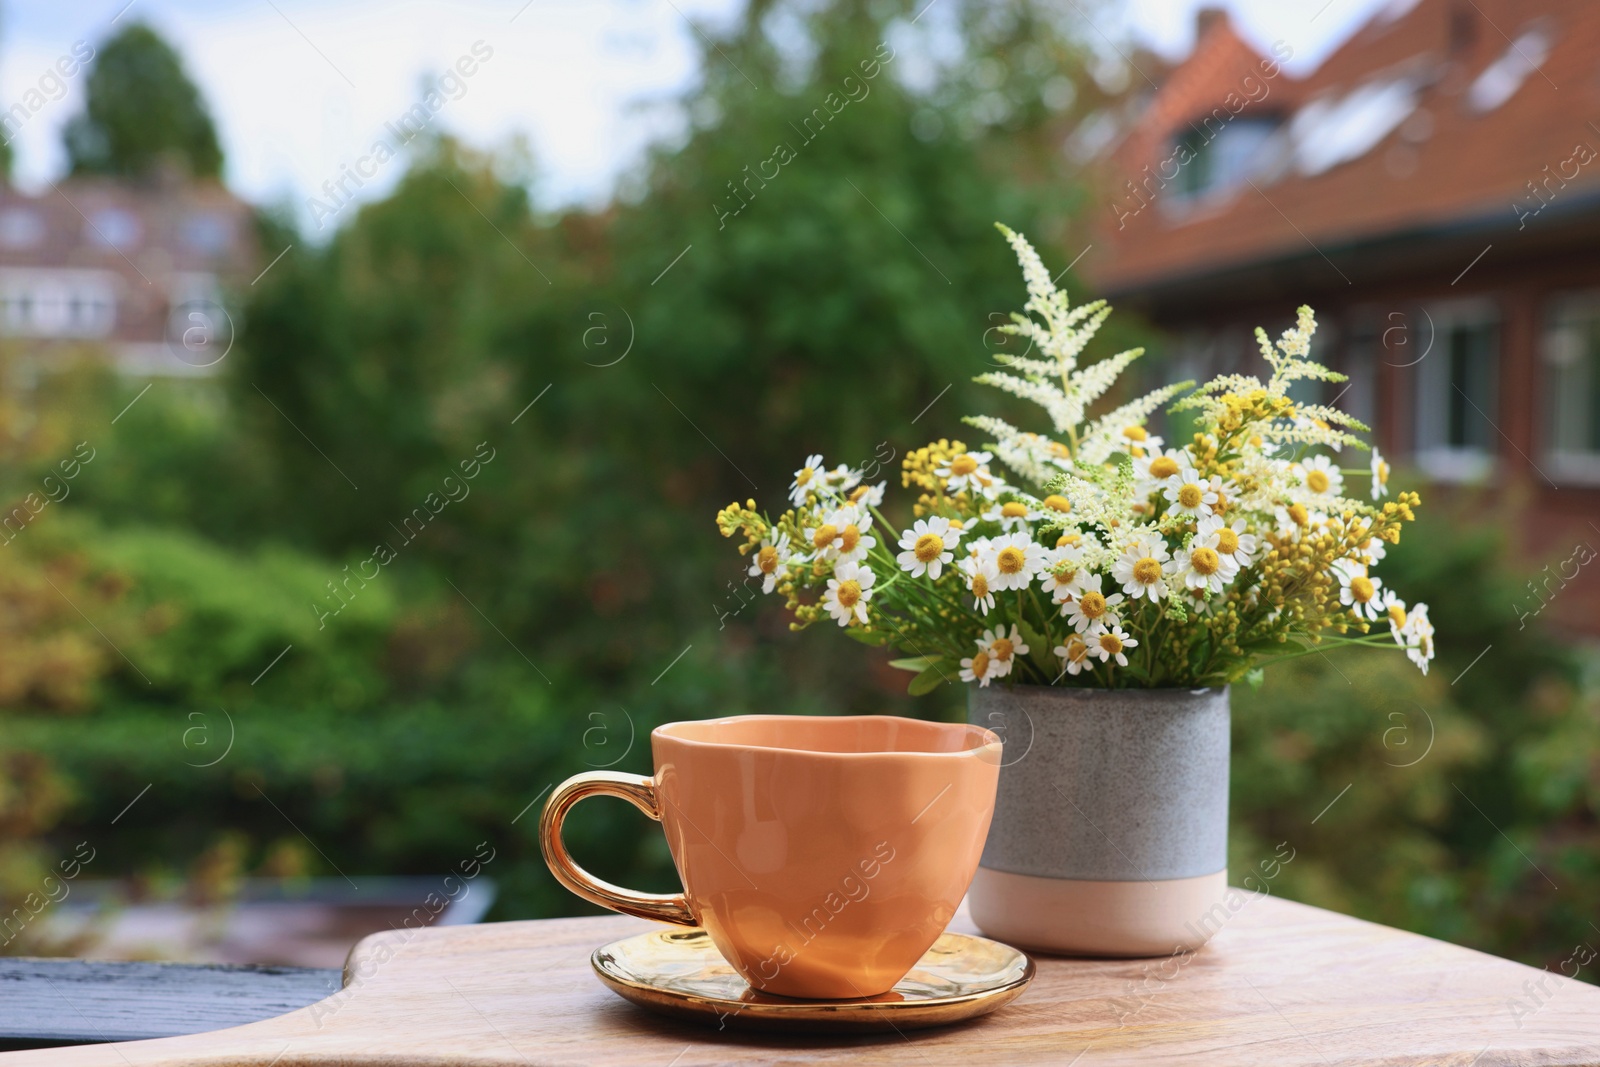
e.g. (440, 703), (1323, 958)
(64, 23), (223, 179)
(1230, 505), (1596, 976)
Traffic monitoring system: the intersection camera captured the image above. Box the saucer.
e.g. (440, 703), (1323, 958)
(591, 927), (1034, 1033)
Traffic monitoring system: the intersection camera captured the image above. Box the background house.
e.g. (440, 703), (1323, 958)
(1090, 0), (1600, 635)
(0, 176), (256, 376)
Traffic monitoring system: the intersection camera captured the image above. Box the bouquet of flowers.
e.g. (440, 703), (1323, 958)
(715, 225), (1434, 691)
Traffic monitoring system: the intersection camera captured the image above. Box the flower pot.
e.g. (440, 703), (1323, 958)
(966, 683), (1230, 957)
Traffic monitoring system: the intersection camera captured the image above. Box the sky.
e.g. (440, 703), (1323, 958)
(0, 0), (1395, 229)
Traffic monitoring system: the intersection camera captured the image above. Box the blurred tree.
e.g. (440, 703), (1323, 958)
(63, 23), (223, 179)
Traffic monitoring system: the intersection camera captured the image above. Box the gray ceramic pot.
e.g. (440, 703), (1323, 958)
(966, 683), (1230, 957)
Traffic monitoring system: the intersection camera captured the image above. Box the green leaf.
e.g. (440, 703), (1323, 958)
(1015, 618), (1054, 674)
(844, 626), (887, 647)
(889, 655), (942, 673)
(908, 662), (954, 696)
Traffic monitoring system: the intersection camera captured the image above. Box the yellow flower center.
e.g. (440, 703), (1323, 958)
(796, 467), (814, 487)
(1001, 502), (1029, 519)
(1132, 558), (1162, 585)
(1053, 563), (1078, 585)
(1350, 576), (1375, 603)
(1057, 533), (1080, 547)
(812, 524), (838, 550)
(1122, 425), (1148, 441)
(948, 518), (964, 530)
(1043, 494), (1071, 513)
(1178, 484), (1204, 509)
(1065, 638), (1088, 663)
(1078, 591), (1106, 618)
(1287, 503), (1308, 527)
(1098, 633), (1123, 655)
(1378, 461), (1390, 485)
(1215, 528), (1239, 555)
(972, 573), (989, 599)
(948, 455), (979, 476)
(757, 545), (779, 573)
(1149, 457), (1180, 479)
(1306, 469), (1330, 494)
(970, 650), (990, 678)
(997, 546), (1026, 574)
(849, 484), (871, 503)
(839, 525), (861, 553)
(991, 638), (1014, 662)
(1190, 546), (1221, 576)
(914, 533), (945, 563)
(1388, 604), (1407, 628)
(835, 579), (861, 608)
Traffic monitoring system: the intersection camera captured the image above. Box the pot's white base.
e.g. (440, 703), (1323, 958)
(969, 866), (1230, 957)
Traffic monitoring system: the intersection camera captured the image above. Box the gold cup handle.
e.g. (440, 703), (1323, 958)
(539, 771), (696, 926)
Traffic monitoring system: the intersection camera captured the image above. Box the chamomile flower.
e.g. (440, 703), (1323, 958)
(1198, 515), (1257, 569)
(985, 533), (1046, 591)
(1054, 634), (1093, 676)
(1119, 424), (1164, 457)
(1170, 538), (1233, 594)
(1201, 474), (1238, 516)
(834, 508), (878, 564)
(1133, 448), (1188, 497)
(1038, 544), (1085, 602)
(1273, 502), (1316, 540)
(1339, 570), (1383, 621)
(1401, 603), (1435, 674)
(961, 556), (999, 615)
(1038, 493), (1074, 521)
(822, 463), (862, 496)
(1112, 532), (1171, 602)
(1063, 573), (1124, 634)
(960, 648), (994, 686)
(848, 480), (887, 509)
(936, 450), (995, 496)
(805, 508), (876, 564)
(1378, 589), (1409, 644)
(1163, 467), (1219, 519)
(1089, 626), (1139, 667)
(1370, 448), (1390, 500)
(896, 516), (962, 579)
(789, 453), (826, 507)
(978, 625), (1030, 680)
(1296, 455), (1344, 498)
(982, 498), (1040, 532)
(747, 532), (792, 594)
(822, 561), (875, 627)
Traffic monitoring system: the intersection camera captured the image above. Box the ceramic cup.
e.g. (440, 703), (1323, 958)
(540, 714), (1001, 999)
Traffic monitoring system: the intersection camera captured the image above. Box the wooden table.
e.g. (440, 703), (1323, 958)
(6, 895), (1599, 1065)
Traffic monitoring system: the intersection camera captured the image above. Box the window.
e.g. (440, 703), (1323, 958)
(87, 207), (141, 251)
(182, 212), (233, 255)
(1170, 117), (1279, 204)
(0, 269), (117, 338)
(1336, 311), (1381, 435)
(1414, 301), (1498, 481)
(1543, 294), (1600, 483)
(0, 208), (45, 249)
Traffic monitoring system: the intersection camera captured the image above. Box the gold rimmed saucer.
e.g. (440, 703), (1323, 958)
(592, 927), (1034, 1033)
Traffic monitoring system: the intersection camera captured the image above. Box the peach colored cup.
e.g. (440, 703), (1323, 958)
(540, 714), (1001, 999)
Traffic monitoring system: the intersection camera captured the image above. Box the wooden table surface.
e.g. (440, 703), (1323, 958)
(7, 894), (1599, 1066)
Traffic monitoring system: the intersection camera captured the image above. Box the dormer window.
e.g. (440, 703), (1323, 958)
(1170, 115), (1279, 203)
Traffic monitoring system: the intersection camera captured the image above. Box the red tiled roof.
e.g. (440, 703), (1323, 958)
(1091, 0), (1600, 297)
